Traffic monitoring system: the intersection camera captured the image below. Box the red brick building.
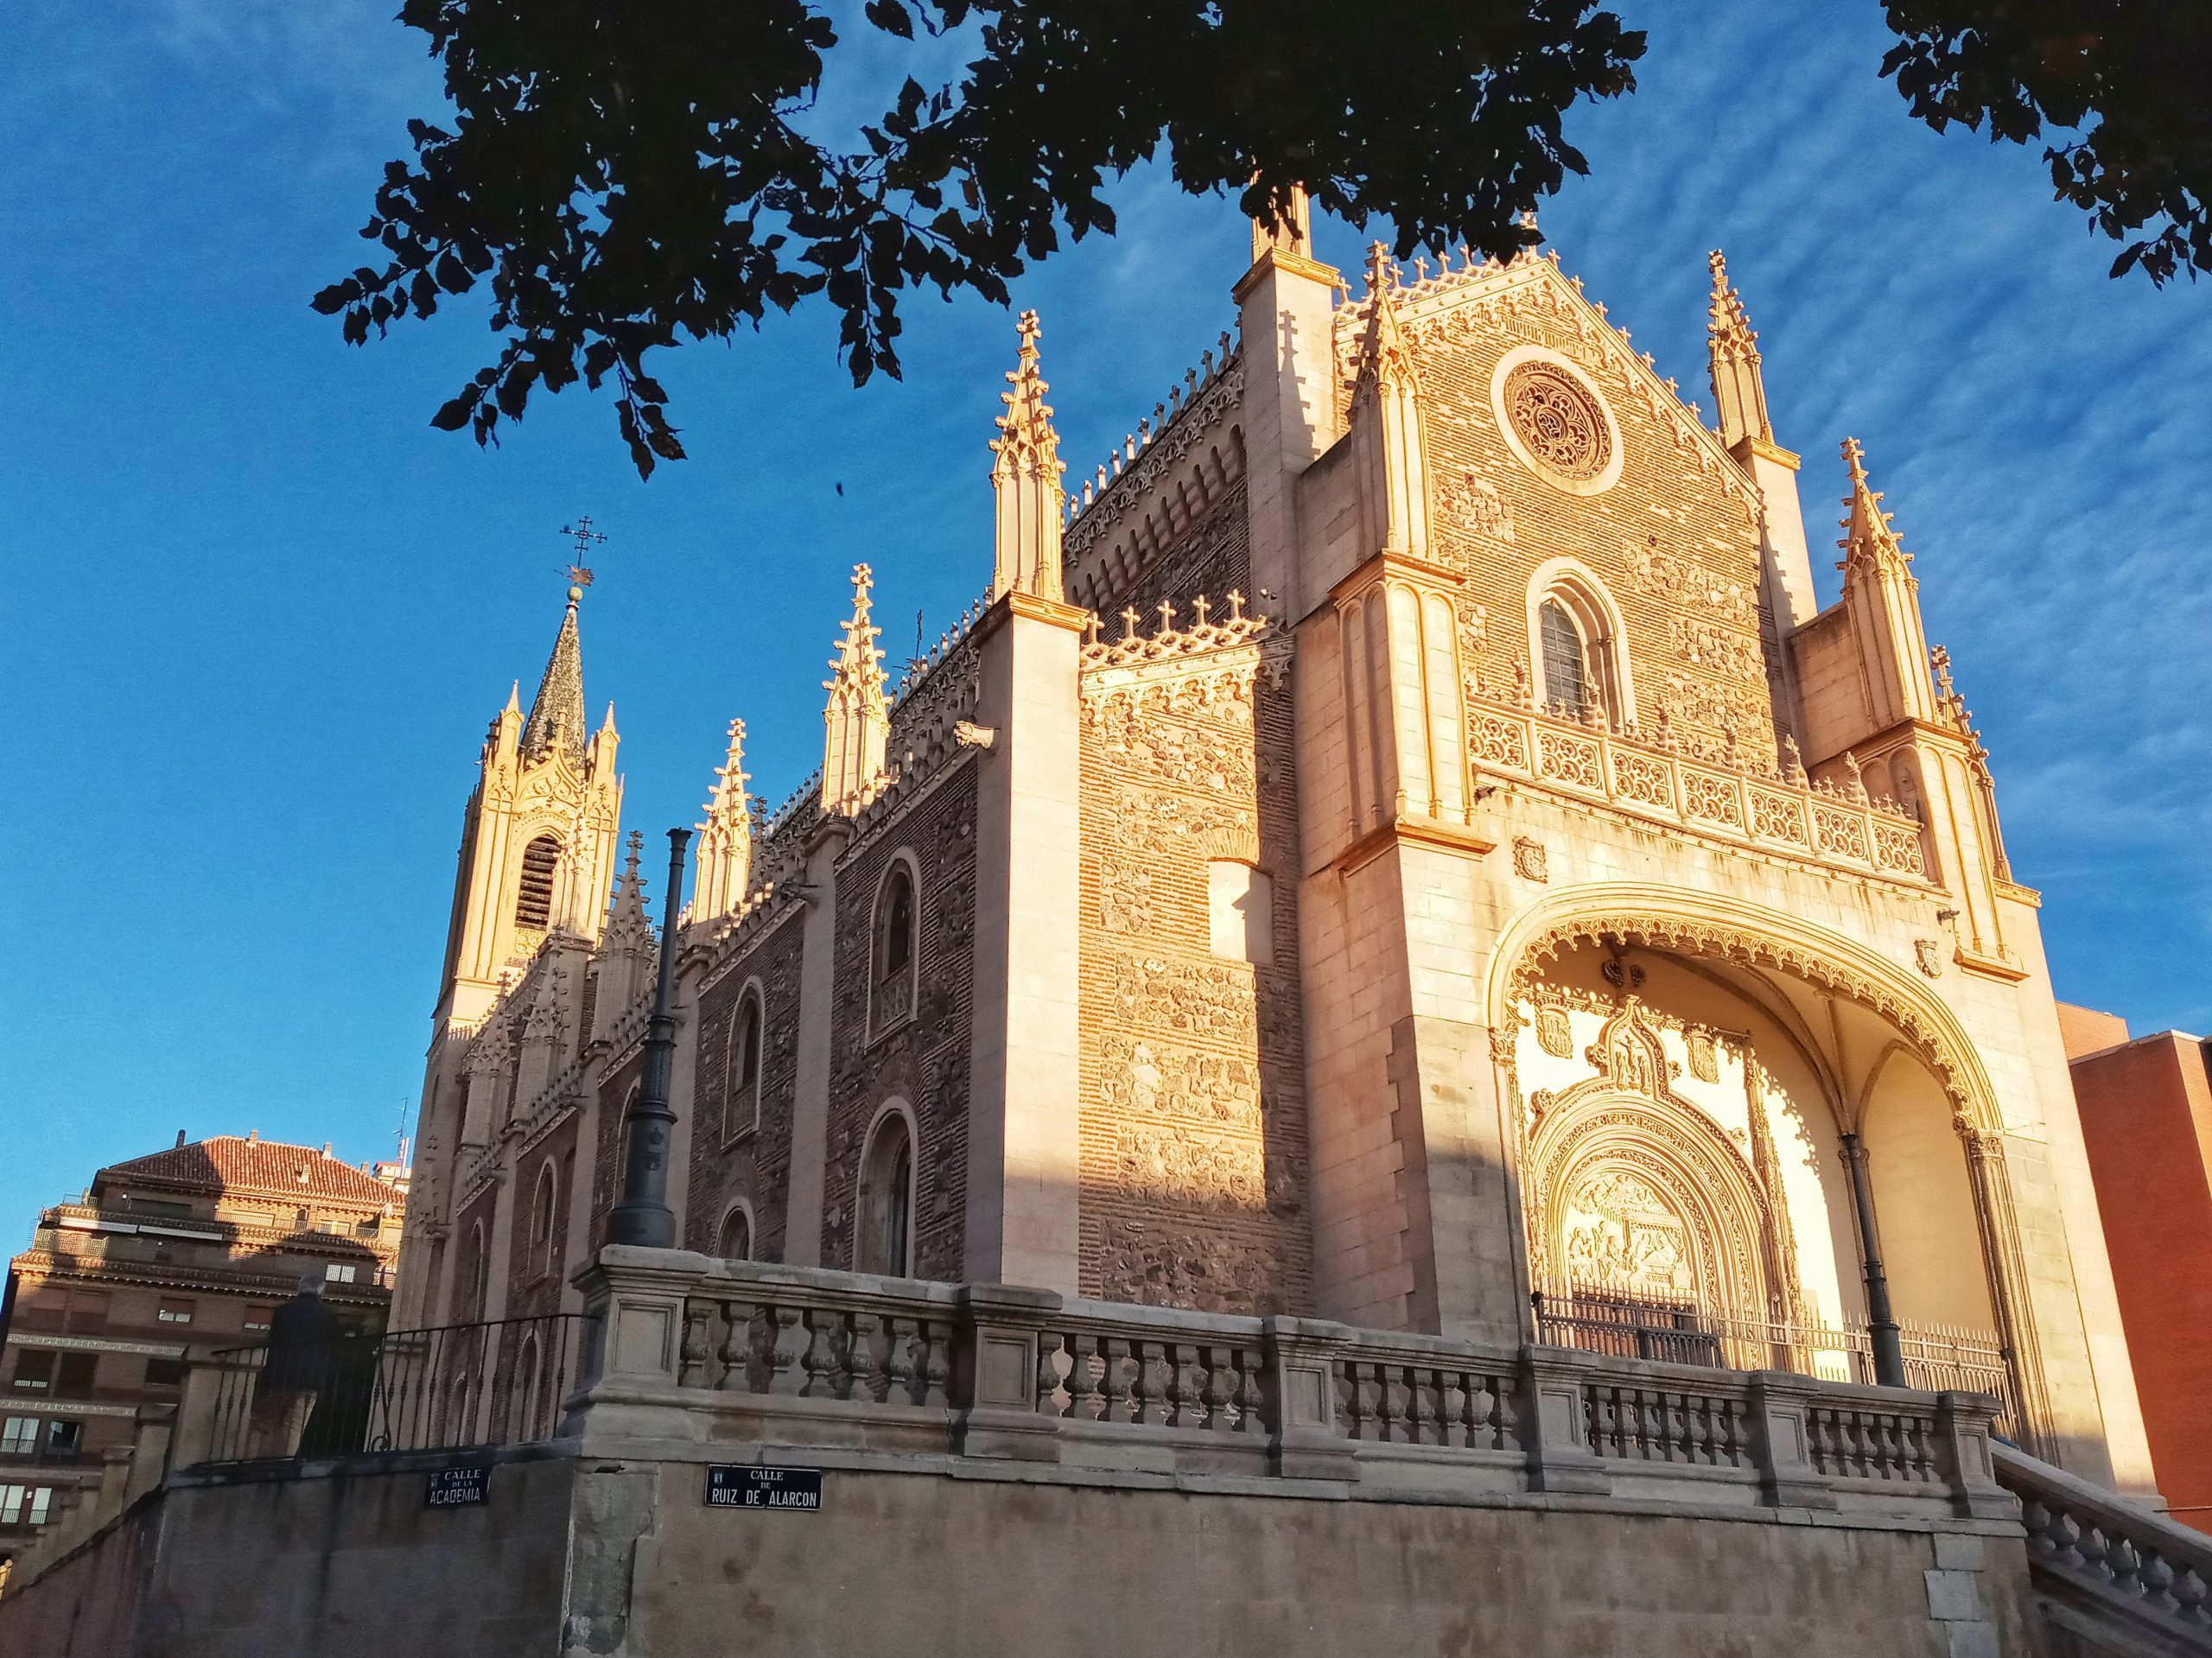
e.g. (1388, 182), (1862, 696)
(2062, 1006), (2212, 1532)
(0, 1135), (404, 1564)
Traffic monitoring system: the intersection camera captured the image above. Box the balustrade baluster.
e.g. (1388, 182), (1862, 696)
(797, 1309), (842, 1398)
(1590, 1387), (1618, 1457)
(1201, 1345), (1236, 1432)
(1401, 1365), (1429, 1445)
(763, 1305), (806, 1396)
(1035, 1331), (1069, 1418)
(1491, 1374), (1519, 1449)
(1235, 1346), (1266, 1433)
(918, 1318), (952, 1407)
(2171, 1563), (2209, 1624)
(1100, 1337), (1133, 1424)
(884, 1315), (917, 1403)
(1376, 1364), (1402, 1444)
(2109, 1537), (2145, 1600)
(678, 1301), (710, 1388)
(851, 1312), (890, 1404)
(1130, 1340), (1162, 1426)
(1441, 1369), (1471, 1449)
(716, 1300), (753, 1390)
(1166, 1343), (1195, 1428)
(2139, 1549), (2176, 1614)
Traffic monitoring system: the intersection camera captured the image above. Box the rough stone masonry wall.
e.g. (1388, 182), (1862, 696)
(0, 1443), (2045, 1658)
(626, 1465), (2039, 1658)
(1076, 622), (1314, 1312)
(683, 911), (807, 1263)
(818, 762), (978, 1280)
(1402, 270), (1784, 765)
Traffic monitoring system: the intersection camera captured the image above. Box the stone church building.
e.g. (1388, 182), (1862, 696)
(394, 199), (2151, 1495)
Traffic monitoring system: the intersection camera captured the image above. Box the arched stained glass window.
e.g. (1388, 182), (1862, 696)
(1539, 599), (1588, 719)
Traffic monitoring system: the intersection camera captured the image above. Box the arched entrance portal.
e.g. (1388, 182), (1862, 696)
(1489, 890), (2051, 1452)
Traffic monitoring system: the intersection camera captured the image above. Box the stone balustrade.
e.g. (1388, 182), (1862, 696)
(572, 1249), (2008, 1520)
(1994, 1442), (2212, 1654)
(1471, 695), (1930, 882)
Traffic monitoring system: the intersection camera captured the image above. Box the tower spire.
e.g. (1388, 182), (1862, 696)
(1838, 437), (1910, 581)
(1706, 250), (1773, 449)
(821, 565), (890, 814)
(520, 580), (588, 764)
(1346, 244), (1430, 562)
(1249, 182), (1313, 264)
(695, 718), (755, 921)
(989, 310), (1066, 601)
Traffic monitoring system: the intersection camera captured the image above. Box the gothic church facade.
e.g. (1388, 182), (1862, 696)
(394, 206), (2152, 1487)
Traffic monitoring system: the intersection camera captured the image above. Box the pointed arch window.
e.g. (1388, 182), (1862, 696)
(515, 835), (562, 930)
(723, 989), (764, 1143)
(870, 856), (920, 1036)
(529, 1161), (557, 1280)
(1539, 600), (1588, 721)
(718, 1204), (753, 1261)
(856, 1111), (914, 1276)
(1529, 569), (1630, 729)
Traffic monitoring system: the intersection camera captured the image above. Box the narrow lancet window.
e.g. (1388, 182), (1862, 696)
(515, 835), (561, 930)
(857, 1115), (913, 1275)
(1539, 600), (1588, 720)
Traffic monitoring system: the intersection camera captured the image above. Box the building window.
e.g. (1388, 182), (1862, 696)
(724, 990), (764, 1142)
(45, 1420), (80, 1459)
(67, 1292), (110, 1334)
(54, 1354), (96, 1401)
(325, 1262), (358, 1284)
(0, 1484), (54, 1526)
(870, 859), (920, 1036)
(156, 1299), (195, 1324)
(855, 1111), (914, 1277)
(0, 1418), (35, 1456)
(1530, 570), (1630, 728)
(9, 1352), (54, 1393)
(1538, 599), (1587, 719)
(243, 1305), (274, 1335)
(143, 1358), (185, 1389)
(467, 1221), (490, 1322)
(1206, 862), (1274, 965)
(718, 1205), (753, 1261)
(530, 1162), (558, 1280)
(515, 834), (562, 930)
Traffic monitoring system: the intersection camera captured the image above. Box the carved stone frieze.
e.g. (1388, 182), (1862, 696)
(1097, 1032), (1263, 1130)
(1104, 952), (1257, 1045)
(1094, 1217), (1284, 1317)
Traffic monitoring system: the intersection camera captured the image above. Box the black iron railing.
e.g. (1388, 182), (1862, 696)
(1532, 1287), (2020, 1437)
(198, 1312), (588, 1464)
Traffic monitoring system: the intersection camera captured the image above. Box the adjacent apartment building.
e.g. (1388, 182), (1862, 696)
(2062, 1004), (2212, 1532)
(0, 1134), (405, 1565)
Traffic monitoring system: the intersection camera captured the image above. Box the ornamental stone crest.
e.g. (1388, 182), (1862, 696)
(1512, 836), (1549, 884)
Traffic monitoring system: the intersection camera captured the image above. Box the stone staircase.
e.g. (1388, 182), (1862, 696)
(1995, 1443), (2212, 1655)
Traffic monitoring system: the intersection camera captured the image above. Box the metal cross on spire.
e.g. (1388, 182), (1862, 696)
(560, 516), (607, 588)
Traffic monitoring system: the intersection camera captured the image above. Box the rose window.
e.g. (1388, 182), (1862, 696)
(1503, 362), (1611, 480)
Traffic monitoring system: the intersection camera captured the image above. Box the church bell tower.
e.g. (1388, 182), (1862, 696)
(434, 575), (625, 1027)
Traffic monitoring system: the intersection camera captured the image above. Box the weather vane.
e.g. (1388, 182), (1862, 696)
(560, 516), (607, 588)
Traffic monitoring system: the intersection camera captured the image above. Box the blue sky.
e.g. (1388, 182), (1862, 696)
(3, 1), (2206, 1239)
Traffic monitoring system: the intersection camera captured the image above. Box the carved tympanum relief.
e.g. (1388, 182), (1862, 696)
(1513, 975), (1847, 1344)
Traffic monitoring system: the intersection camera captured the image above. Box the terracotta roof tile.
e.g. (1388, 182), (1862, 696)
(99, 1137), (398, 1207)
